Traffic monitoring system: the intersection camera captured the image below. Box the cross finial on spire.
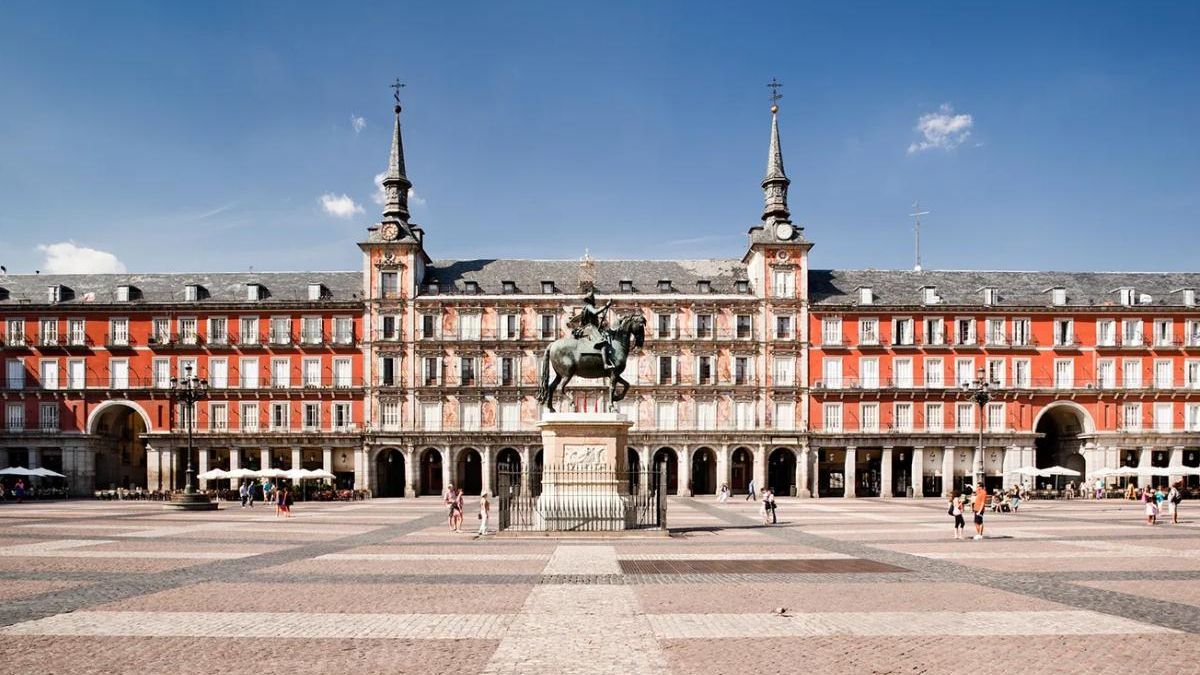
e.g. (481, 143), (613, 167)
(390, 78), (405, 108)
(909, 201), (930, 272)
(767, 77), (783, 113)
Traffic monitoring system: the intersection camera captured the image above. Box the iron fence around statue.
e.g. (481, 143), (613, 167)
(495, 467), (666, 532)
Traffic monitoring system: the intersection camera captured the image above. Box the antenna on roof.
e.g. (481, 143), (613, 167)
(909, 201), (930, 272)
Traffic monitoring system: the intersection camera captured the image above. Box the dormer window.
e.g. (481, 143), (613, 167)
(247, 284), (263, 301)
(982, 287), (997, 306)
(657, 279), (672, 293)
(697, 280), (711, 294)
(736, 279), (750, 294)
(921, 286), (939, 305)
(502, 280), (517, 295)
(307, 283), (326, 301)
(48, 285), (68, 303)
(184, 284), (204, 302)
(424, 282), (440, 295)
(541, 280), (555, 294)
(858, 287), (873, 305)
(464, 280), (479, 294)
(1051, 287), (1067, 306)
(1119, 288), (1135, 306)
(619, 279), (634, 293)
(116, 285), (132, 302)
(1184, 289), (1196, 307)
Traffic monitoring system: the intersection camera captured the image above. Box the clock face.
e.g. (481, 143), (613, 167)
(381, 223), (399, 240)
(774, 223), (794, 240)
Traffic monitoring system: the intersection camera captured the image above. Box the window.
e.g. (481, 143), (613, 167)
(301, 317), (322, 344)
(178, 357), (197, 383)
(1186, 360), (1200, 389)
(860, 358), (879, 389)
(423, 357), (440, 386)
(987, 403), (1005, 431)
(859, 318), (879, 345)
(773, 314), (791, 340)
(823, 402), (842, 431)
(860, 402), (878, 432)
(541, 280), (555, 294)
(333, 317), (353, 345)
(1051, 287), (1067, 306)
(893, 358), (913, 388)
(1123, 359), (1142, 389)
(1011, 318), (1031, 346)
(822, 317), (842, 345)
(858, 287), (873, 305)
(499, 401), (521, 431)
(67, 360), (84, 389)
(1188, 320), (1200, 347)
(1122, 319), (1143, 347)
(459, 313), (481, 340)
(539, 314), (556, 339)
(330, 402), (351, 430)
(1054, 359), (1073, 389)
(239, 358), (259, 388)
(461, 401), (481, 431)
(955, 359), (975, 387)
(955, 318), (975, 345)
(736, 314), (752, 339)
(697, 313), (715, 339)
(1013, 359), (1031, 388)
(39, 402), (58, 432)
(270, 317), (291, 345)
(925, 403), (944, 431)
(1123, 403), (1141, 431)
(656, 401), (677, 430)
(39, 318), (58, 346)
(380, 271), (399, 298)
(381, 400), (401, 431)
(298, 403), (319, 430)
(657, 356), (674, 384)
(328, 358), (350, 389)
(109, 318), (129, 346)
(983, 288), (997, 306)
(1154, 403), (1172, 432)
(735, 400), (756, 430)
(420, 314), (438, 339)
(420, 401), (442, 431)
(924, 358), (944, 388)
(821, 358), (841, 388)
(774, 401), (795, 430)
(501, 314), (520, 340)
(247, 284), (263, 302)
(1154, 360), (1173, 389)
(209, 317), (228, 345)
(1187, 404), (1200, 432)
(307, 283), (324, 301)
(39, 360), (59, 390)
(376, 315), (397, 341)
(210, 403), (228, 431)
(696, 400), (716, 430)
(460, 356), (477, 386)
(734, 356), (751, 385)
(110, 360), (129, 389)
(302, 358), (321, 388)
(379, 356), (399, 387)
(1154, 319), (1174, 346)
(956, 404), (975, 431)
(771, 269), (795, 298)
(1186, 290), (1197, 307)
(985, 318), (1005, 346)
(656, 313), (674, 339)
(986, 359), (1005, 388)
(7, 403), (24, 431)
(1097, 319), (1117, 347)
(696, 355), (713, 385)
(240, 317), (259, 345)
(1119, 288), (1136, 306)
(240, 403), (259, 431)
(185, 284), (200, 302)
(271, 359), (290, 388)
(1097, 359), (1116, 389)
(179, 318), (198, 345)
(773, 356), (794, 386)
(270, 403), (290, 430)
(1054, 319), (1074, 346)
(921, 317), (943, 346)
(922, 287), (939, 305)
(6, 359), (25, 389)
(67, 318), (86, 346)
(894, 402), (912, 432)
(209, 359), (228, 389)
(501, 356), (517, 386)
(894, 318), (914, 346)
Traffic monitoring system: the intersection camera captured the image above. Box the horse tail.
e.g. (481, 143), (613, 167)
(536, 348), (550, 403)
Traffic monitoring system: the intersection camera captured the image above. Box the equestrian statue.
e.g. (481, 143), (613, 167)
(536, 290), (646, 412)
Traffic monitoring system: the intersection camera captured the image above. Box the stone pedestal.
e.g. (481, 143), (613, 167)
(534, 412), (636, 531)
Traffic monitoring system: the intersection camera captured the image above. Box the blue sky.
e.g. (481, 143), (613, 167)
(1, 1), (1197, 274)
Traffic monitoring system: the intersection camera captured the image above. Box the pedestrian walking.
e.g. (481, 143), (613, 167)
(948, 490), (966, 539)
(275, 486), (286, 517)
(14, 479), (25, 504)
(1168, 483), (1182, 524)
(444, 484), (457, 531)
(453, 488), (466, 532)
(1095, 477), (1104, 500)
(746, 478), (757, 501)
(238, 481), (248, 507)
(478, 492), (491, 536)
(1142, 486), (1157, 525)
(766, 488), (778, 524)
(971, 483), (987, 540)
(718, 483), (730, 503)
(282, 487), (294, 517)
(760, 489), (772, 525)
(247, 482), (255, 508)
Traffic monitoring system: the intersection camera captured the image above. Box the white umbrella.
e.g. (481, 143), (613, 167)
(282, 468), (308, 481)
(225, 468), (259, 480)
(1087, 468), (1120, 478)
(257, 468), (286, 479)
(197, 468), (229, 480)
(29, 467), (67, 478)
(1006, 466), (1047, 477)
(306, 469), (335, 480)
(0, 467), (36, 476)
(1042, 466), (1082, 477)
(1135, 466), (1172, 477)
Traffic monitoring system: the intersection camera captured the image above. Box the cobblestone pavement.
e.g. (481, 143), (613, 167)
(0, 496), (1198, 674)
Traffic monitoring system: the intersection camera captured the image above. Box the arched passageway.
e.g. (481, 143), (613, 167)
(419, 448), (443, 496)
(653, 447), (678, 495)
(691, 447), (717, 495)
(627, 448), (642, 493)
(1036, 405), (1088, 489)
(457, 448), (482, 495)
(731, 447), (753, 494)
(92, 403), (148, 490)
(768, 447), (796, 496)
(375, 448), (405, 497)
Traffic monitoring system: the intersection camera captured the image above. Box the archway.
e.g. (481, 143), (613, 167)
(375, 448), (405, 497)
(419, 448), (443, 496)
(653, 447), (678, 495)
(768, 447), (797, 496)
(1035, 404), (1089, 489)
(457, 447), (482, 495)
(691, 447), (717, 495)
(731, 447), (753, 494)
(627, 447), (642, 493)
(495, 447), (521, 493)
(91, 402), (149, 490)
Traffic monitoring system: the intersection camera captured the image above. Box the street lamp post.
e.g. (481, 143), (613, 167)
(168, 364), (217, 510)
(962, 367), (992, 490)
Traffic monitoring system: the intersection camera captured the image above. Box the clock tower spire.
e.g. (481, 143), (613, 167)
(382, 78), (413, 224)
(761, 77), (792, 227)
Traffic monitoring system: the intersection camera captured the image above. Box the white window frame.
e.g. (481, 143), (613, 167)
(925, 402), (944, 431)
(893, 317), (914, 346)
(240, 403), (259, 432)
(859, 317), (879, 346)
(894, 402), (912, 432)
(859, 402), (879, 432)
(924, 357), (944, 389)
(893, 358), (913, 388)
(823, 402), (842, 432)
(1013, 358), (1031, 388)
(39, 402), (59, 432)
(1054, 359), (1074, 389)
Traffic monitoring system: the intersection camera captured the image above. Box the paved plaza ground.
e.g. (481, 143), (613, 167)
(1, 495), (1198, 674)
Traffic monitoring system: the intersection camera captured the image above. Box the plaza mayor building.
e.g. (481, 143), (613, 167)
(3, 97), (1200, 499)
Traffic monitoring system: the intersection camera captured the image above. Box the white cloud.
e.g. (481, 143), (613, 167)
(907, 104), (973, 154)
(318, 193), (364, 218)
(372, 172), (426, 208)
(408, 187), (426, 207)
(36, 242), (127, 274)
(350, 115), (366, 134)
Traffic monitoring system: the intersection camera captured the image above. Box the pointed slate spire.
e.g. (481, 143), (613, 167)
(382, 83), (412, 223)
(761, 86), (791, 225)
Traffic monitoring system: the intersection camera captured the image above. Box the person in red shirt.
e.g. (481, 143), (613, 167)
(971, 484), (988, 540)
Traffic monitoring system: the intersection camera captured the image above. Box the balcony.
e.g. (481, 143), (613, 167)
(103, 334), (136, 350)
(0, 335), (33, 351)
(819, 337), (851, 350)
(268, 332), (295, 347)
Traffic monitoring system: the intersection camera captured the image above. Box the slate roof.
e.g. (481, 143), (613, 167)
(810, 269), (1200, 308)
(0, 272), (362, 307)
(424, 259), (749, 294)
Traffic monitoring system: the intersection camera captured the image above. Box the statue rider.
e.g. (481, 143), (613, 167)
(568, 290), (614, 370)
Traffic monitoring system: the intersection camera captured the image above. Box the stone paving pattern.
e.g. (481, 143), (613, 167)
(0, 497), (1198, 673)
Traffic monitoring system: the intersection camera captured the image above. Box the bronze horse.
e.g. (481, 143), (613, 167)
(536, 314), (645, 412)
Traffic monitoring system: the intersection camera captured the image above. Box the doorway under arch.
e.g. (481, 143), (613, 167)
(731, 447), (753, 494)
(653, 447), (678, 495)
(768, 447), (797, 496)
(375, 448), (406, 497)
(691, 447), (717, 495)
(457, 448), (482, 495)
(1035, 404), (1089, 488)
(91, 402), (149, 490)
(419, 448), (443, 496)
